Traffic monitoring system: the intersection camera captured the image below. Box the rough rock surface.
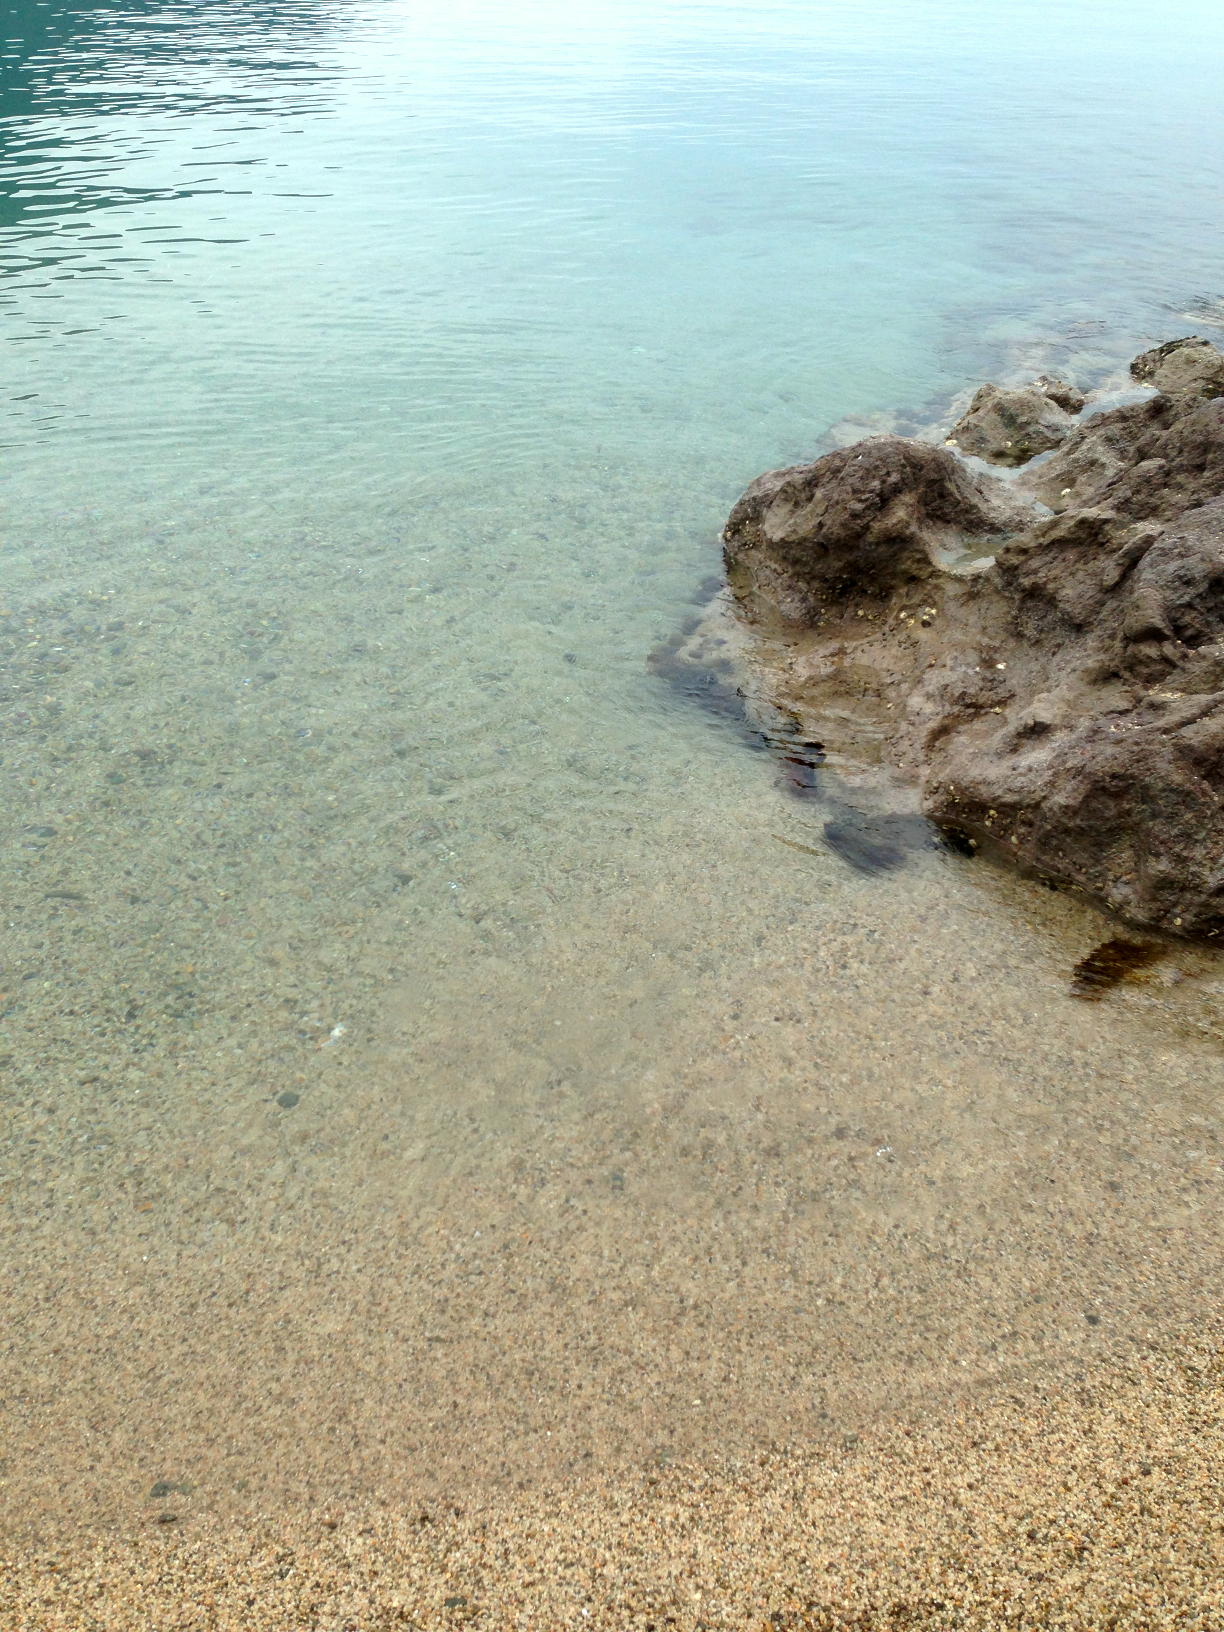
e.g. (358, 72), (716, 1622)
(1131, 334), (1224, 399)
(723, 437), (1031, 623)
(949, 381), (1079, 466)
(721, 339), (1224, 940)
(1023, 394), (1224, 523)
(1034, 374), (1087, 413)
(1018, 395), (1170, 512)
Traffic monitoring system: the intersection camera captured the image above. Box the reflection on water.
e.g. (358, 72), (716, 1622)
(5, 0), (1224, 467)
(1, 1), (340, 264)
(1, 0), (1223, 1542)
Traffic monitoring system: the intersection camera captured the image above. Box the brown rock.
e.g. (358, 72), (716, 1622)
(1034, 374), (1087, 414)
(1095, 397), (1224, 522)
(1028, 393), (1224, 522)
(721, 436), (1029, 625)
(1019, 396), (1174, 512)
(720, 343), (1224, 940)
(949, 382), (1077, 466)
(1130, 335), (1224, 399)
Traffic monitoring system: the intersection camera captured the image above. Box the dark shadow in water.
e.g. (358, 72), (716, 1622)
(647, 592), (972, 880)
(822, 812), (922, 876)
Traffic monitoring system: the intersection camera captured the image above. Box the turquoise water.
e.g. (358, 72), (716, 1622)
(3, 0), (1224, 1534)
(6, 0), (1224, 481)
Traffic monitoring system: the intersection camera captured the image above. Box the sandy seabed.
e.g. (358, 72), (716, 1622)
(3, 447), (1222, 1630)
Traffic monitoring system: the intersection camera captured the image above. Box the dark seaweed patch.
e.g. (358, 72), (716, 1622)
(1070, 937), (1165, 1000)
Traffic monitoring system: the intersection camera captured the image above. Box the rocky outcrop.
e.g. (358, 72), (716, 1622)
(723, 438), (1031, 623)
(1019, 395), (1171, 512)
(1131, 335), (1224, 399)
(1024, 392), (1224, 522)
(948, 381), (1079, 466)
(1034, 375), (1088, 413)
(721, 338), (1224, 941)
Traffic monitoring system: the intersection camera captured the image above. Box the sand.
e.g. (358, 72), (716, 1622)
(3, 1323), (1221, 1629)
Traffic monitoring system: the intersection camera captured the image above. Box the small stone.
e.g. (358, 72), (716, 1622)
(276, 1091), (300, 1109)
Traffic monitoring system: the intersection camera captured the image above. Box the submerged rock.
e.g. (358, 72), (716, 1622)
(720, 337), (1224, 941)
(647, 592), (940, 878)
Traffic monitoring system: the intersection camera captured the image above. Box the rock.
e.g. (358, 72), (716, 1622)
(1018, 396), (1174, 511)
(719, 342), (1224, 940)
(1027, 393), (1224, 521)
(922, 585), (1224, 939)
(1034, 375), (1087, 414)
(722, 437), (1030, 625)
(1095, 397), (1224, 522)
(1130, 335), (1224, 399)
(949, 382), (1078, 466)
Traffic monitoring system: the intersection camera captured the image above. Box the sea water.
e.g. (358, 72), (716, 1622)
(2, 0), (1223, 1531)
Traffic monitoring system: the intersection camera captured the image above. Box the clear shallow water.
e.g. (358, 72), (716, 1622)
(2, 0), (1224, 1538)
